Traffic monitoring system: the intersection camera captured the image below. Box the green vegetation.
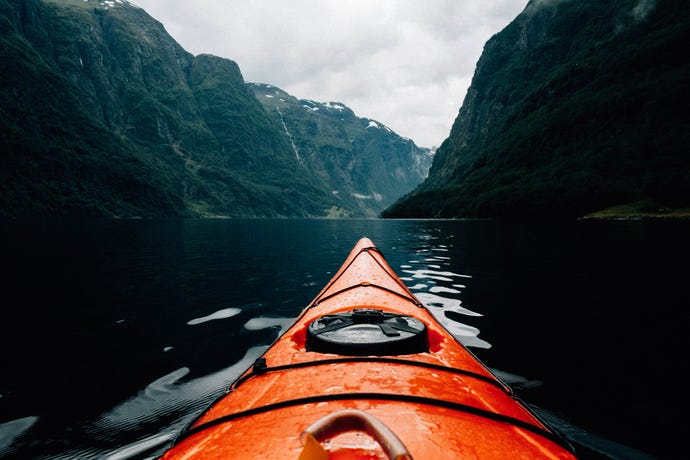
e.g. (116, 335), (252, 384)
(0, 0), (429, 219)
(584, 200), (690, 219)
(248, 84), (432, 217)
(383, 0), (690, 219)
(324, 206), (354, 218)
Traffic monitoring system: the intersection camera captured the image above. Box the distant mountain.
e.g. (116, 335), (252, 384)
(249, 83), (433, 216)
(0, 0), (430, 218)
(383, 0), (690, 218)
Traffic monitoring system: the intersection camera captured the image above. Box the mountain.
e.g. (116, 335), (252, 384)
(383, 0), (690, 218)
(0, 0), (430, 218)
(249, 83), (433, 217)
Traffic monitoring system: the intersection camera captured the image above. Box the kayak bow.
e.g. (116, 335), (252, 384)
(160, 237), (577, 459)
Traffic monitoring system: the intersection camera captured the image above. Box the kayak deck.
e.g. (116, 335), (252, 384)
(160, 238), (576, 459)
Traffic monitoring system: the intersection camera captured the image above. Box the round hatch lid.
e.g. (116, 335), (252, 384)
(306, 308), (428, 356)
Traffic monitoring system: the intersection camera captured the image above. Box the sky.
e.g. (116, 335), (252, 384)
(129, 0), (528, 148)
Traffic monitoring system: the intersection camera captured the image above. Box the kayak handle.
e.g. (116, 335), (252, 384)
(299, 409), (412, 460)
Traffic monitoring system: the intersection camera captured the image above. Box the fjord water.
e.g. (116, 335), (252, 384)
(1, 218), (687, 459)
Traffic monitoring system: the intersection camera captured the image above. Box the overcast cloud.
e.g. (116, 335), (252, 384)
(130, 0), (527, 148)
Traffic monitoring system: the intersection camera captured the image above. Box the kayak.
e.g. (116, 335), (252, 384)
(160, 237), (577, 459)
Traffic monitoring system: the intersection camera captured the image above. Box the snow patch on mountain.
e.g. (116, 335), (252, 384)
(365, 119), (392, 133)
(86, 0), (135, 9)
(323, 102), (346, 111)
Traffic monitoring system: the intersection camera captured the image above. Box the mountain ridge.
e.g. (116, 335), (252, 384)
(249, 82), (433, 217)
(0, 0), (431, 218)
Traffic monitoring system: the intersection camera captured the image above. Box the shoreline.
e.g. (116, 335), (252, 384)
(582, 202), (690, 220)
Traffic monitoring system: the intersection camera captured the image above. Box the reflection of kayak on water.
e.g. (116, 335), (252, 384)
(160, 237), (577, 459)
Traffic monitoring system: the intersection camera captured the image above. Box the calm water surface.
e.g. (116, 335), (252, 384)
(1, 218), (688, 459)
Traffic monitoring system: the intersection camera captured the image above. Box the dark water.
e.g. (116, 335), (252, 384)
(0, 218), (688, 459)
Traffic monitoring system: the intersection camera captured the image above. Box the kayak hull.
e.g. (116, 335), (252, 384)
(160, 238), (576, 459)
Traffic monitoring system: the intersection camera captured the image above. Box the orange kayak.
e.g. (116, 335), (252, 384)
(160, 237), (577, 459)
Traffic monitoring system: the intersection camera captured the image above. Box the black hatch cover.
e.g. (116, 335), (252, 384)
(306, 308), (428, 356)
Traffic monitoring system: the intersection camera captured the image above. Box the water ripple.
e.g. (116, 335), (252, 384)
(401, 245), (490, 349)
(186, 307), (241, 325)
(414, 292), (481, 317)
(0, 416), (38, 457)
(243, 316), (293, 331)
(93, 346), (268, 459)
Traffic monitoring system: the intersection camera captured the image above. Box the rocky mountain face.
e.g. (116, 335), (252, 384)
(249, 83), (433, 216)
(0, 0), (431, 218)
(383, 0), (690, 218)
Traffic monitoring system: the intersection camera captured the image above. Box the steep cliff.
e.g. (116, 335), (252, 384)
(249, 83), (432, 217)
(383, 0), (690, 218)
(0, 0), (429, 218)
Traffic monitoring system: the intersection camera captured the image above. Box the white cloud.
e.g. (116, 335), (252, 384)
(130, 0), (527, 147)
